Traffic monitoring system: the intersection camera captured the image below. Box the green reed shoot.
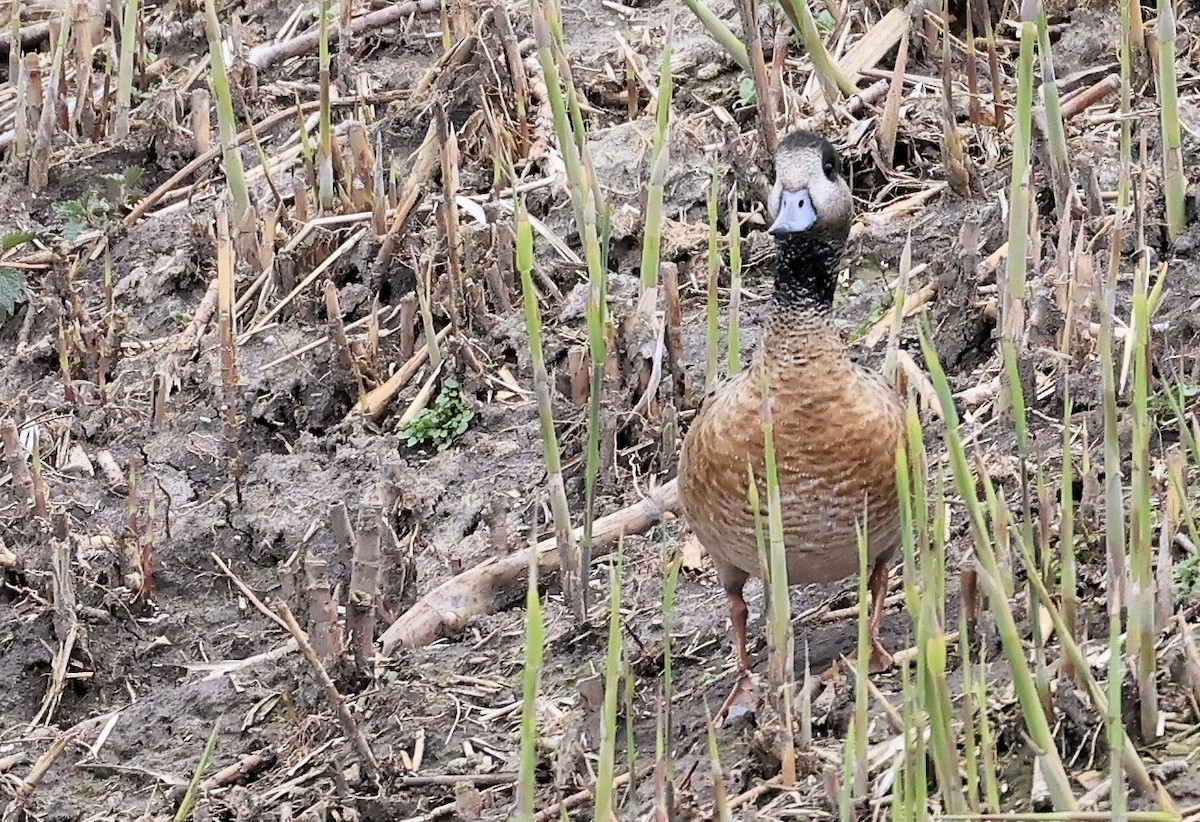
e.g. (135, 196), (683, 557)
(778, 0), (856, 98)
(530, 0), (608, 618)
(516, 201), (578, 623)
(1108, 539), (1128, 818)
(758, 366), (796, 785)
(839, 715), (855, 822)
(640, 31), (674, 293)
(657, 544), (681, 789)
(1059, 384), (1078, 680)
(593, 540), (624, 822)
(1009, 511), (1161, 797)
(680, 0), (750, 72)
(1129, 275), (1158, 738)
(901, 421), (964, 815)
(959, 618), (980, 810)
(852, 521), (870, 799)
(530, 0), (586, 227)
(918, 315), (1079, 811)
(727, 192), (742, 375)
(1099, 252), (1126, 610)
(705, 162), (721, 391)
(203, 0), (251, 229)
(1157, 0), (1187, 241)
(515, 542), (544, 821)
(1002, 0), (1036, 352)
(705, 704), (732, 821)
(975, 645), (1000, 811)
(1035, 6), (1070, 214)
(173, 720), (220, 822)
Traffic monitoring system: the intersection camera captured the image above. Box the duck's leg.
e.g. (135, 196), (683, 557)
(866, 554), (893, 672)
(716, 571), (757, 724)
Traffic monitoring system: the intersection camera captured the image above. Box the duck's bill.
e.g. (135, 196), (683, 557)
(769, 188), (817, 235)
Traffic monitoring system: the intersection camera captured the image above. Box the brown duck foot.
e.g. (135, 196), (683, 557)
(715, 670), (758, 727)
(817, 641), (894, 681)
(869, 639), (893, 673)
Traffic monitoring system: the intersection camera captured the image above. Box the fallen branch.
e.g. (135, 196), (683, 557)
(379, 479), (680, 653)
(248, 0), (440, 69)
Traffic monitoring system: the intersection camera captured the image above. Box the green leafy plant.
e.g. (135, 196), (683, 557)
(0, 267), (30, 322)
(401, 378), (474, 451)
(1176, 551), (1200, 597)
(738, 76), (757, 107)
(54, 167), (145, 240)
(0, 230), (36, 322)
(1149, 380), (1200, 421)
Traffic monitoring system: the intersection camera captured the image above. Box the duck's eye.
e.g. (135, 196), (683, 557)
(823, 160), (837, 180)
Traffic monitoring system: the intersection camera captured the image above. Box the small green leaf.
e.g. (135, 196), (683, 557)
(0, 267), (31, 321)
(737, 76), (756, 106)
(2, 231), (36, 252)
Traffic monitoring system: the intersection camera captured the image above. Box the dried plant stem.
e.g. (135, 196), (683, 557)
(639, 29), (673, 294)
(737, 0), (776, 152)
(273, 600), (379, 781)
(28, 10), (72, 191)
(113, 0), (138, 137)
(216, 211), (244, 502)
(317, 0), (334, 210)
(705, 162), (721, 392)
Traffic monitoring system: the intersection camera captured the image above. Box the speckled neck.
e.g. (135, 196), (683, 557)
(770, 230), (845, 315)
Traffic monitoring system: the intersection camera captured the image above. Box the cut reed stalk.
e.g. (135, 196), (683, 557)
(113, 0), (138, 138)
(737, 0), (777, 152)
(215, 209), (243, 502)
(1035, 6), (1070, 214)
(516, 200), (579, 637)
(515, 542), (543, 821)
(640, 31), (673, 294)
(317, 0), (334, 210)
(727, 190), (742, 376)
(1001, 0), (1036, 354)
(1129, 274), (1157, 739)
(1156, 0), (1186, 241)
(593, 541), (624, 821)
(705, 162), (721, 392)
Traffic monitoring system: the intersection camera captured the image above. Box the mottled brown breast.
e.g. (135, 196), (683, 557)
(679, 336), (905, 587)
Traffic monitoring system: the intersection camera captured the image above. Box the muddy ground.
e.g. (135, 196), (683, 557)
(3, 0), (1200, 818)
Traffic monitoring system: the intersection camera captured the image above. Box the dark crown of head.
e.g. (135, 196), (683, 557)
(776, 130), (841, 178)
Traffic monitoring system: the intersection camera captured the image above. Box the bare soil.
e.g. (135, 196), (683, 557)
(3, 0), (1200, 819)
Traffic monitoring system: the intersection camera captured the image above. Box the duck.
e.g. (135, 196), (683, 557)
(677, 129), (905, 720)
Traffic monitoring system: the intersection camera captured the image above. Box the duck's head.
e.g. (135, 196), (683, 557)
(767, 130), (852, 242)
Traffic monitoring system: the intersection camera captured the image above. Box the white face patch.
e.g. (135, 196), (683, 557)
(768, 145), (852, 232)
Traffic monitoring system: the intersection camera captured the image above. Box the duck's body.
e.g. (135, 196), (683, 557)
(678, 131), (903, 718)
(679, 324), (904, 586)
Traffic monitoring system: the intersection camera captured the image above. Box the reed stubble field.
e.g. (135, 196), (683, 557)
(3, 0), (1200, 818)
